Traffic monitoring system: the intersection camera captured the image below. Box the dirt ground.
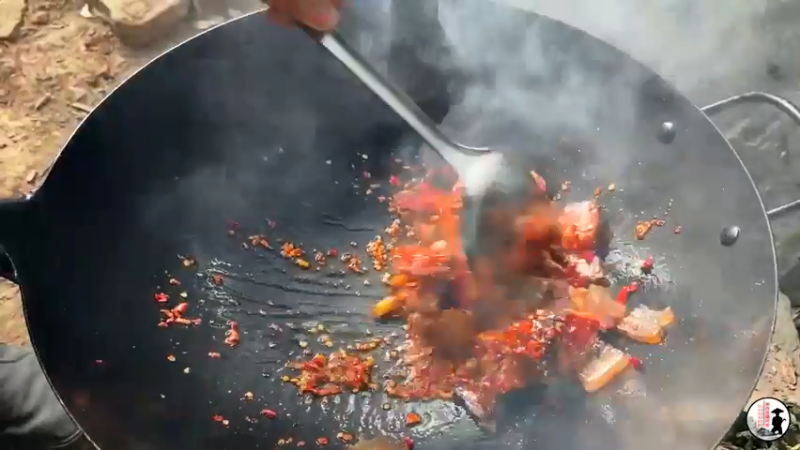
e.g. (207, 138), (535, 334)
(0, 0), (798, 437)
(0, 0), (168, 346)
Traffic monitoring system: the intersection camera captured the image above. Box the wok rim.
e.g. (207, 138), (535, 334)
(19, 6), (779, 450)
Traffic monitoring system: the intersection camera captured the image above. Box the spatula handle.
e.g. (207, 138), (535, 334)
(315, 31), (457, 155)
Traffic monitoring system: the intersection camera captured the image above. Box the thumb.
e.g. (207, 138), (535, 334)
(300, 4), (340, 31)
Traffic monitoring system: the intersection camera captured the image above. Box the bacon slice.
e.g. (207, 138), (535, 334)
(580, 345), (631, 392)
(616, 305), (676, 344)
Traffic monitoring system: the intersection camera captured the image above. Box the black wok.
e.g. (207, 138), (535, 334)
(0, 3), (795, 450)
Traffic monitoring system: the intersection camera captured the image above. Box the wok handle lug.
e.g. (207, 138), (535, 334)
(701, 92), (800, 219)
(0, 246), (16, 284)
(0, 198), (30, 284)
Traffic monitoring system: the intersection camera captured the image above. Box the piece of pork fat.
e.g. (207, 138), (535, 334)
(567, 285), (626, 329)
(615, 304), (676, 344)
(579, 344), (632, 393)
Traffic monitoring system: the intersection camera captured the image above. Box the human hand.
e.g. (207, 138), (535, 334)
(265, 0), (343, 31)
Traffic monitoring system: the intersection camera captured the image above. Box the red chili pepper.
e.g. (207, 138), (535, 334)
(327, 248), (338, 257)
(154, 292), (169, 303)
(641, 257), (654, 273)
(403, 436), (415, 450)
(628, 356), (643, 370)
(260, 409), (278, 419)
(616, 281), (639, 305)
(389, 175), (401, 186)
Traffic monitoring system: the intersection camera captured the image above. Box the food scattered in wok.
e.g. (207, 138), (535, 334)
(293, 167), (675, 420)
(152, 161), (677, 443)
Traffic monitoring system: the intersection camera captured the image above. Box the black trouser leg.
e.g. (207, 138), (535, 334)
(0, 344), (82, 449)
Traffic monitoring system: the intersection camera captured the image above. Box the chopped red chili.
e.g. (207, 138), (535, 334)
(154, 292), (169, 303)
(405, 412), (422, 427)
(616, 282), (639, 305)
(260, 409), (278, 419)
(628, 356), (643, 370)
(641, 257), (654, 273)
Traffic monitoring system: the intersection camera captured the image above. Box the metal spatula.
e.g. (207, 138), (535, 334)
(316, 31), (505, 198)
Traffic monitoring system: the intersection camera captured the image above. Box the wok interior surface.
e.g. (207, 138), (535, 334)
(10, 4), (776, 450)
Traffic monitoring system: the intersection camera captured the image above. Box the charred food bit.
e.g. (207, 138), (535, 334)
(248, 234), (272, 249)
(181, 256), (197, 267)
(224, 321), (240, 347)
(341, 253), (366, 274)
(336, 432), (354, 443)
(159, 302), (201, 327)
(634, 218), (665, 240)
(280, 242), (304, 259)
(367, 235), (388, 271)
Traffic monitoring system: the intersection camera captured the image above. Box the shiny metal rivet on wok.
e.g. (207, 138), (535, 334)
(658, 121), (676, 144)
(720, 225), (741, 246)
